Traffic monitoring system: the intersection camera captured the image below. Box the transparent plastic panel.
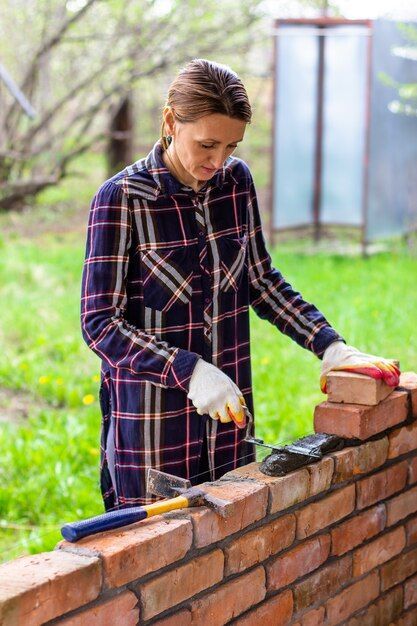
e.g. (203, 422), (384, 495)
(321, 27), (368, 225)
(367, 19), (417, 240)
(273, 26), (318, 228)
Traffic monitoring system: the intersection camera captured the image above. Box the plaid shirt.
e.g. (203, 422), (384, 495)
(81, 138), (345, 510)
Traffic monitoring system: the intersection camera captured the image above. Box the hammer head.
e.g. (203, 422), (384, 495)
(146, 468), (234, 518)
(146, 467), (191, 498)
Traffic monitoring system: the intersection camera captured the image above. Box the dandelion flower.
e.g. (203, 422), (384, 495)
(38, 375), (50, 384)
(83, 394), (95, 405)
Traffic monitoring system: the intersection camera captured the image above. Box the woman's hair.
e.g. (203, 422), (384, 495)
(160, 58), (252, 150)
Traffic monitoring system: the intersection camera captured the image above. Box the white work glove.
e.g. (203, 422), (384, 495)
(187, 358), (246, 429)
(320, 340), (400, 394)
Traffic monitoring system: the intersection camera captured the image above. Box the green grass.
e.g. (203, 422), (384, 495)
(0, 224), (416, 564)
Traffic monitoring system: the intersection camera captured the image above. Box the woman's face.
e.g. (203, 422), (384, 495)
(166, 111), (247, 182)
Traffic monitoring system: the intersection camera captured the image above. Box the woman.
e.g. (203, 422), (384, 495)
(81, 58), (400, 512)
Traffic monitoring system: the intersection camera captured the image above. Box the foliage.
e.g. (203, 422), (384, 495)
(0, 0), (265, 211)
(0, 225), (416, 563)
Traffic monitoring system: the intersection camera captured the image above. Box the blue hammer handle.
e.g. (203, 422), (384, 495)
(61, 506), (148, 542)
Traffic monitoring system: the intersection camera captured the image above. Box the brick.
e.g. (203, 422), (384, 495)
(330, 447), (357, 483)
(139, 549), (223, 621)
(352, 526), (406, 576)
(381, 545), (417, 590)
(152, 609), (192, 626)
(398, 371), (417, 417)
(54, 590), (139, 625)
(326, 370), (394, 405)
(306, 456), (334, 496)
(190, 480), (268, 548)
(267, 534), (330, 591)
(293, 554), (352, 611)
(0, 550), (101, 626)
(390, 606), (417, 625)
(314, 390), (409, 440)
(356, 460), (409, 509)
(324, 570), (379, 625)
(190, 566), (266, 625)
(232, 589), (293, 625)
(406, 516), (417, 546)
(296, 484), (355, 539)
(224, 513), (295, 575)
(224, 462), (310, 515)
(344, 583), (403, 626)
(57, 516), (192, 589)
(386, 486), (417, 526)
(331, 503), (386, 556)
(408, 456), (417, 484)
(353, 436), (389, 474)
(388, 421), (417, 459)
(300, 605), (325, 626)
(405, 573), (417, 609)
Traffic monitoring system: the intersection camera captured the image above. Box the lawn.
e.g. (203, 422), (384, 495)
(0, 214), (415, 564)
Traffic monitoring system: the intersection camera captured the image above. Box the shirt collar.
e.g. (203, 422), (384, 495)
(145, 138), (227, 196)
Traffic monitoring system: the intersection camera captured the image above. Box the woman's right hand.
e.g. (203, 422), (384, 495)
(187, 358), (246, 428)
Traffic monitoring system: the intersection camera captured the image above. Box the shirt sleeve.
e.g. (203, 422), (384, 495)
(80, 180), (201, 391)
(246, 169), (346, 359)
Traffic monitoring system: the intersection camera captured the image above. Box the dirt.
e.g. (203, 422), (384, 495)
(0, 387), (48, 425)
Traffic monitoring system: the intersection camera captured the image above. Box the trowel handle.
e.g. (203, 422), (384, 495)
(61, 495), (190, 542)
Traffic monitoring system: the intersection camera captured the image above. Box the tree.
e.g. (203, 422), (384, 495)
(0, 0), (264, 211)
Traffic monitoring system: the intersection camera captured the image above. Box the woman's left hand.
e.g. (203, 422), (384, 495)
(320, 341), (401, 394)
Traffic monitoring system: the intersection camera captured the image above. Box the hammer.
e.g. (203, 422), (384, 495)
(60, 468), (233, 543)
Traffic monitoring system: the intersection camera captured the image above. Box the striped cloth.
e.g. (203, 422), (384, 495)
(81, 138), (345, 510)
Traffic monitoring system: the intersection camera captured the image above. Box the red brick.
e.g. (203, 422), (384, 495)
(225, 462), (310, 514)
(293, 554), (352, 611)
(55, 590), (139, 625)
(190, 566), (266, 625)
(381, 545), (417, 590)
(325, 570), (379, 625)
(390, 605), (417, 625)
(224, 513), (295, 575)
(190, 480), (268, 548)
(330, 447), (357, 483)
(57, 516), (192, 589)
(405, 573), (417, 609)
(344, 584), (403, 626)
(306, 457), (334, 496)
(353, 436), (389, 474)
(300, 605), (325, 626)
(326, 370), (394, 405)
(152, 610), (192, 626)
(330, 504), (386, 556)
(296, 484), (355, 539)
(356, 460), (409, 509)
(388, 421), (417, 459)
(398, 371), (417, 417)
(408, 456), (417, 484)
(0, 550), (101, 626)
(406, 516), (417, 546)
(139, 549), (223, 621)
(314, 390), (409, 440)
(386, 486), (417, 526)
(232, 589), (293, 625)
(352, 526), (406, 576)
(267, 534), (330, 591)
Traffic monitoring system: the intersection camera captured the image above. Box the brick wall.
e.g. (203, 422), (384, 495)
(1, 372), (417, 626)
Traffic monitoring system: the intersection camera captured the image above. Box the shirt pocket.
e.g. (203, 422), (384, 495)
(140, 243), (196, 312)
(219, 230), (249, 293)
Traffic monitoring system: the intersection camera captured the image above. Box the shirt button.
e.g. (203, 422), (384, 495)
(198, 231), (204, 238)
(205, 297), (210, 304)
